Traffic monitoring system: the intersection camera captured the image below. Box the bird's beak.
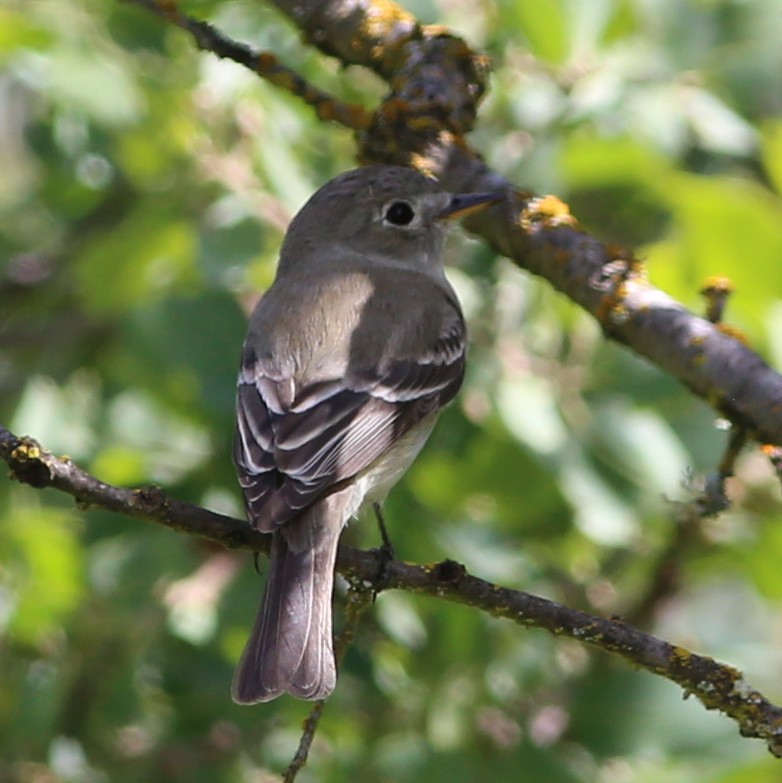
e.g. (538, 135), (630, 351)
(436, 191), (503, 221)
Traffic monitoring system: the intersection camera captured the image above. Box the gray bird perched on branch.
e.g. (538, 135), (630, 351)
(232, 165), (501, 703)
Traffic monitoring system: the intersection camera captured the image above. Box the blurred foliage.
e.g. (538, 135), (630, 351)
(1, 0), (782, 780)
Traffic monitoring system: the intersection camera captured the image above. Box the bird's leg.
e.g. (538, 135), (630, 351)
(252, 551), (262, 575)
(372, 502), (395, 587)
(372, 502), (395, 556)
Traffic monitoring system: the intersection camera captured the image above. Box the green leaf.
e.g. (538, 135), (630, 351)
(3, 503), (85, 645)
(74, 206), (200, 314)
(0, 9), (52, 62)
(743, 514), (782, 600)
(760, 119), (782, 196)
(498, 0), (569, 63)
(409, 424), (570, 537)
(645, 173), (782, 339)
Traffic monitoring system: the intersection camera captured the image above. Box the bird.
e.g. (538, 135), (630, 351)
(231, 164), (500, 703)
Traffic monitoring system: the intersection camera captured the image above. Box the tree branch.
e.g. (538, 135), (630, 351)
(125, 0), (371, 129)
(125, 0), (782, 451)
(3, 423), (782, 756)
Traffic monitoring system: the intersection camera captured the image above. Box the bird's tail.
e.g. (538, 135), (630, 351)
(231, 491), (350, 703)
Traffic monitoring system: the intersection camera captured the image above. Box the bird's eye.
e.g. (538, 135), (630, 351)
(384, 201), (416, 226)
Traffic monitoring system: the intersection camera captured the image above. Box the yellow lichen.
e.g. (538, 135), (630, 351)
(12, 443), (41, 462)
(671, 646), (692, 665)
(361, 0), (417, 57)
(519, 195), (577, 231)
(608, 303), (630, 326)
(715, 323), (749, 344)
(700, 275), (734, 295)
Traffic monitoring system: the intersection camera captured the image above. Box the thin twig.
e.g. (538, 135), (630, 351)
(629, 424), (747, 626)
(124, 0), (372, 130)
(282, 701), (325, 782)
(282, 585), (375, 781)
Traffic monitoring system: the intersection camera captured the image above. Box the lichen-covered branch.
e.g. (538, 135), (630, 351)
(125, 0), (782, 450)
(3, 423), (782, 755)
(470, 191), (782, 446)
(0, 426), (263, 551)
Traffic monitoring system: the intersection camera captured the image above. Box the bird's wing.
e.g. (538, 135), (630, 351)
(234, 312), (465, 532)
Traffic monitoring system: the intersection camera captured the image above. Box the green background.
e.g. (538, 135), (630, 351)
(2, 0), (782, 780)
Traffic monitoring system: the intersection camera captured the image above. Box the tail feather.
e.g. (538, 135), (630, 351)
(231, 492), (348, 703)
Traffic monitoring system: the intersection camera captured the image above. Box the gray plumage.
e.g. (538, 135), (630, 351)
(232, 165), (498, 703)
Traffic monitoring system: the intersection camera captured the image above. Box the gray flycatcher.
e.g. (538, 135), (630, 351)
(232, 165), (500, 703)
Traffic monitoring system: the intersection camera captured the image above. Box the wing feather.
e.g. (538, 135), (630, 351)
(234, 308), (465, 532)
